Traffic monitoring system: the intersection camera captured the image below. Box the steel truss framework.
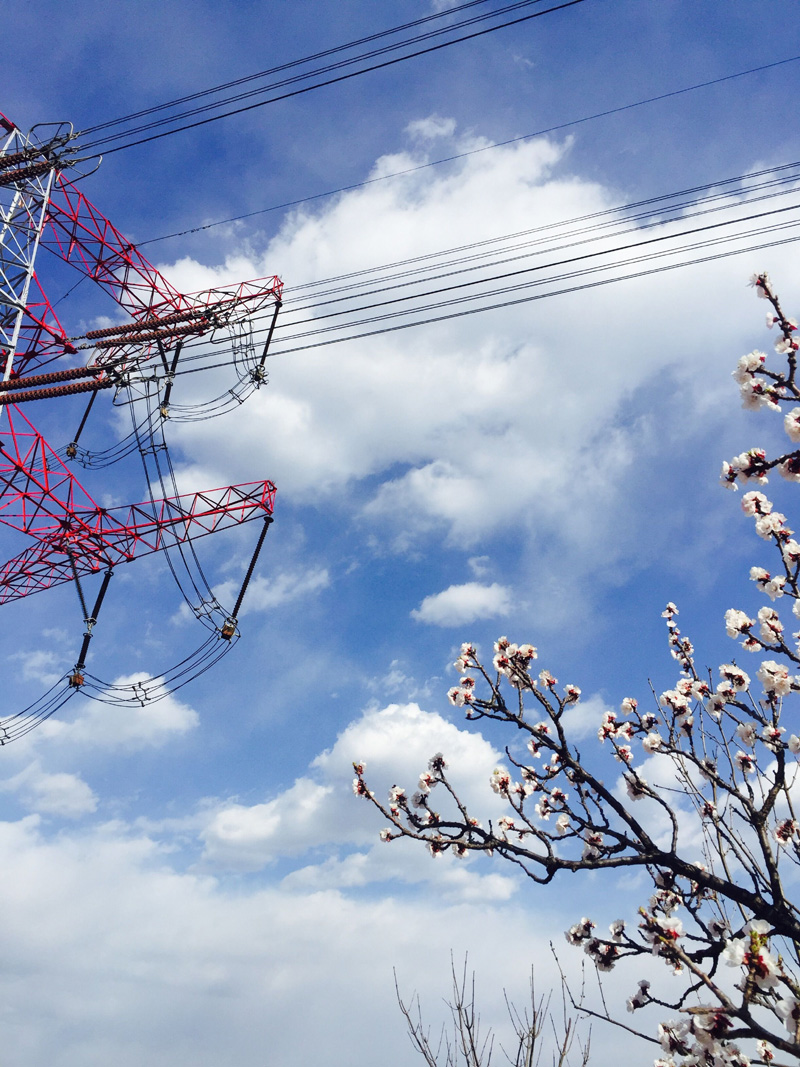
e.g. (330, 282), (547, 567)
(0, 109), (282, 722)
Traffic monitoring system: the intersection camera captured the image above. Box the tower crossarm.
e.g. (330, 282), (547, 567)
(0, 477), (276, 604)
(0, 404), (276, 602)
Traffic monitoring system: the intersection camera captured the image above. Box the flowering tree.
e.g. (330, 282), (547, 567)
(354, 274), (800, 1067)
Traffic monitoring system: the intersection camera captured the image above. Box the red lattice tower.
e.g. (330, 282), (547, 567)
(0, 110), (282, 692)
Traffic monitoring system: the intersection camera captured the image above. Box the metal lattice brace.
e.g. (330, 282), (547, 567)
(0, 404), (276, 603)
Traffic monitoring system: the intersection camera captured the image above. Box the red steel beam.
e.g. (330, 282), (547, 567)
(0, 404), (275, 602)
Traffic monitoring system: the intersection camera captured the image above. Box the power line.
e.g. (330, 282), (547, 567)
(280, 161), (800, 294)
(168, 227), (800, 368)
(135, 54), (800, 249)
(244, 207), (800, 344)
(272, 175), (800, 315)
(155, 194), (800, 368)
(67, 161), (800, 350)
(82, 0), (587, 157)
(80, 0), (497, 137)
(166, 166), (800, 348)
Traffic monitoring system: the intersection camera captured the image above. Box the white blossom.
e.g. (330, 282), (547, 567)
(720, 664), (750, 691)
(625, 772), (647, 800)
(785, 407), (800, 442)
(489, 767), (512, 795)
(642, 732), (662, 753)
(732, 350), (766, 382)
(565, 917), (595, 946)
(757, 659), (792, 696)
(741, 491), (772, 517)
(626, 979), (650, 1012)
(725, 608), (755, 638)
(735, 722), (757, 748)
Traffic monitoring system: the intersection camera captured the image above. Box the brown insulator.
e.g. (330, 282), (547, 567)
(93, 321), (206, 348)
(0, 148), (43, 172)
(0, 364), (105, 392)
(0, 160), (55, 187)
(0, 378), (115, 405)
(84, 308), (212, 340)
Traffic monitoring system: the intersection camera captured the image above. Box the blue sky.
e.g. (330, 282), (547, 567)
(2, 2), (800, 1064)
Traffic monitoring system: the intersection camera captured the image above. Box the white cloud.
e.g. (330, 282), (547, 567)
(405, 115), (457, 140)
(411, 581), (512, 625)
(212, 565), (330, 617)
(0, 762), (97, 818)
(9, 649), (65, 687)
(0, 812), (616, 1067)
(468, 555), (491, 578)
(562, 692), (612, 741)
(159, 121), (800, 607)
(38, 676), (199, 751)
(200, 701), (509, 877)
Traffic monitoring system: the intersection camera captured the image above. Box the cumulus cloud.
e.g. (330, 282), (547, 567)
(200, 701), (509, 877)
(159, 120), (800, 611)
(0, 813), (615, 1067)
(0, 762), (97, 818)
(38, 676), (199, 751)
(411, 581), (512, 625)
(562, 692), (612, 741)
